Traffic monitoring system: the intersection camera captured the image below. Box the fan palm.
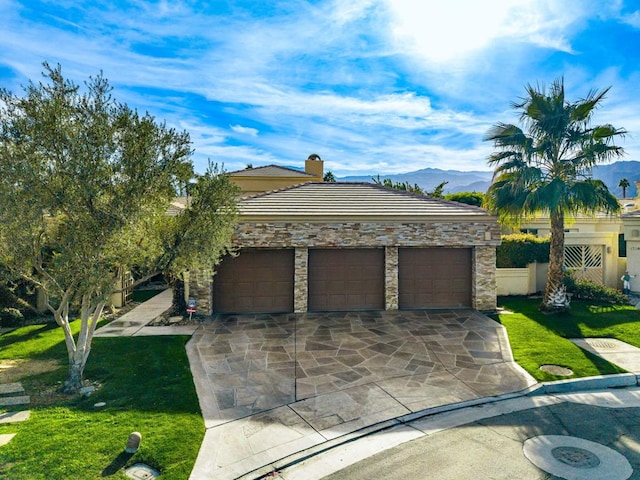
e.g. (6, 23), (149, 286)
(484, 79), (625, 311)
(618, 178), (630, 198)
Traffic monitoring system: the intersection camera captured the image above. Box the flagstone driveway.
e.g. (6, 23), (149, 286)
(187, 309), (536, 480)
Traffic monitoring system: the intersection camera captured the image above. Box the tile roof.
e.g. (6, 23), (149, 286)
(167, 197), (189, 216)
(228, 165), (315, 177)
(238, 182), (493, 221)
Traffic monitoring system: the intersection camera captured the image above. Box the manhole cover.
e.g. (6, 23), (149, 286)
(523, 435), (632, 480)
(125, 463), (160, 480)
(552, 446), (601, 468)
(585, 339), (618, 349)
(540, 364), (573, 376)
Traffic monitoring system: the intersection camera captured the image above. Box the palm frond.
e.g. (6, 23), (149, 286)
(566, 179), (620, 215)
(571, 86), (610, 122)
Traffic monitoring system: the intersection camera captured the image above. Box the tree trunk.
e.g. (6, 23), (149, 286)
(50, 294), (104, 394)
(543, 209), (568, 311)
(169, 275), (186, 314)
(64, 361), (84, 393)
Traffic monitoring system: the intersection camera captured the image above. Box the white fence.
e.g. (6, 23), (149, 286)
(496, 263), (548, 296)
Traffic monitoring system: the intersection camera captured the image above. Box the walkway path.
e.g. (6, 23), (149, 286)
(0, 381), (31, 447)
(94, 289), (198, 337)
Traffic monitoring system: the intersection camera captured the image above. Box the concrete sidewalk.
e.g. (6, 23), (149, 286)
(94, 289), (199, 337)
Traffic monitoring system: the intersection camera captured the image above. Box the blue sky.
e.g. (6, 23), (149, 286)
(1, 0), (640, 176)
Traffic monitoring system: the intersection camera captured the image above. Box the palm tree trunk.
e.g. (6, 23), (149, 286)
(543, 209), (567, 310)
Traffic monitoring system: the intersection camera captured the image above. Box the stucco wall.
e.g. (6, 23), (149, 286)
(623, 218), (640, 293)
(191, 220), (500, 313)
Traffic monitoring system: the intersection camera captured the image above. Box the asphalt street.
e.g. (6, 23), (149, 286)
(281, 388), (640, 480)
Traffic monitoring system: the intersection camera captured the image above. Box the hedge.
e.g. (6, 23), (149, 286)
(497, 233), (550, 268)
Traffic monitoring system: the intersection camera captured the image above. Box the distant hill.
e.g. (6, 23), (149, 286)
(339, 168), (493, 194)
(338, 160), (640, 197)
(592, 161), (640, 198)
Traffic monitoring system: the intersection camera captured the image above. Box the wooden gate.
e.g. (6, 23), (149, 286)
(564, 245), (604, 284)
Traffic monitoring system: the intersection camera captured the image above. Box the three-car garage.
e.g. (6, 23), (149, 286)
(212, 246), (473, 314)
(199, 182), (499, 315)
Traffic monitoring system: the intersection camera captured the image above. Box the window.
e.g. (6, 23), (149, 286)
(619, 234), (627, 258)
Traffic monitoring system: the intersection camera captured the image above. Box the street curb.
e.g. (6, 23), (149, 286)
(240, 374), (640, 480)
(537, 372), (639, 393)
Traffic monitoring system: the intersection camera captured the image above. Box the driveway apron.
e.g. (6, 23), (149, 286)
(187, 309), (536, 480)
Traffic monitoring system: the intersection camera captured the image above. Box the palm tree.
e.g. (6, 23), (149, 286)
(484, 79), (625, 311)
(323, 170), (337, 182)
(619, 178), (630, 198)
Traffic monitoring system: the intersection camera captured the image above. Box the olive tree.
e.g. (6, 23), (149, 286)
(0, 64), (237, 392)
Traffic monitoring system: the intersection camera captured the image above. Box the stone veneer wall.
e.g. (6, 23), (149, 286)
(385, 246), (399, 310)
(188, 268), (213, 314)
(192, 221), (501, 314)
(232, 221), (499, 248)
(473, 246), (498, 311)
(294, 247), (308, 312)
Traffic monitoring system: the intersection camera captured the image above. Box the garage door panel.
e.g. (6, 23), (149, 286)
(347, 294), (366, 304)
(213, 249), (294, 314)
(309, 249), (384, 311)
(399, 248), (471, 309)
(254, 282), (277, 295)
(234, 282), (255, 295)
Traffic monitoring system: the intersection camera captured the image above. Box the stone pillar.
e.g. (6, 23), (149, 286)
(188, 269), (214, 315)
(385, 246), (399, 310)
(473, 246), (497, 311)
(294, 247), (309, 312)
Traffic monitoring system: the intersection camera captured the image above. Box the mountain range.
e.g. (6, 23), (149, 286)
(338, 160), (640, 198)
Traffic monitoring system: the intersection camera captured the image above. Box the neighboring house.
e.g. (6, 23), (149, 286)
(227, 154), (324, 194)
(622, 183), (640, 294)
(188, 182), (501, 314)
(497, 181), (640, 294)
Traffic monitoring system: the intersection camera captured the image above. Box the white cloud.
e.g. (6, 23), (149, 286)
(620, 9), (640, 28)
(230, 125), (259, 136)
(384, 0), (580, 65)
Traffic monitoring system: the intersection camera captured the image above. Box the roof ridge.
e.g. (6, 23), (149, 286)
(363, 182), (489, 212)
(239, 182), (489, 214)
(239, 181), (315, 200)
(228, 164), (315, 176)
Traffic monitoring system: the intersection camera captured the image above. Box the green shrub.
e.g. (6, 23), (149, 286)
(497, 233), (550, 268)
(0, 307), (24, 327)
(445, 191), (485, 207)
(565, 277), (629, 304)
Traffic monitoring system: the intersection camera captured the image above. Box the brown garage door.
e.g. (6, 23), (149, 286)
(399, 248), (471, 308)
(212, 249), (294, 314)
(308, 249), (384, 311)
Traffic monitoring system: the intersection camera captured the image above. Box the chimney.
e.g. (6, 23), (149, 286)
(305, 153), (324, 179)
(636, 181), (640, 199)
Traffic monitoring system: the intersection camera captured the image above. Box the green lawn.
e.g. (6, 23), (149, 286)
(0, 322), (203, 480)
(494, 296), (640, 382)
